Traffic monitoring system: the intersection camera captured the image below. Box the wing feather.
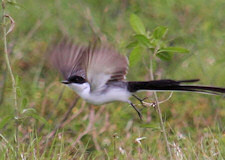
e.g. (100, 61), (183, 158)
(50, 40), (128, 91)
(49, 39), (86, 79)
(84, 45), (128, 91)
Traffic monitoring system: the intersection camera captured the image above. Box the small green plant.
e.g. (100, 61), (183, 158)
(128, 13), (189, 159)
(1, 0), (19, 158)
(1, 1), (49, 158)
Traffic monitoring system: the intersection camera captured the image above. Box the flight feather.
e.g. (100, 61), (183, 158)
(84, 45), (129, 91)
(49, 40), (86, 79)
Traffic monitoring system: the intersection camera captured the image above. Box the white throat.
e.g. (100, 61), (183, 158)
(67, 82), (90, 97)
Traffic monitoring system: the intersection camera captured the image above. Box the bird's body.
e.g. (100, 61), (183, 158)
(49, 39), (225, 118)
(68, 82), (131, 105)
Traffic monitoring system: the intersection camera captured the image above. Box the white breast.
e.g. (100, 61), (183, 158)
(86, 88), (131, 105)
(67, 83), (131, 105)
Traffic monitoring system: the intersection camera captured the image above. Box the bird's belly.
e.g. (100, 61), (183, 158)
(82, 88), (131, 105)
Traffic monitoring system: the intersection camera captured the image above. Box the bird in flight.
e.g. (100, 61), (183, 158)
(49, 39), (225, 119)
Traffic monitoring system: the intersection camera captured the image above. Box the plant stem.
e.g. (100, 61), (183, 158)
(149, 49), (173, 159)
(1, 0), (19, 157)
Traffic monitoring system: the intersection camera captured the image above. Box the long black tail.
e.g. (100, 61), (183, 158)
(127, 79), (225, 95)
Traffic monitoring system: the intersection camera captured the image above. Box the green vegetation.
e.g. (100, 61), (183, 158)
(1, 0), (225, 159)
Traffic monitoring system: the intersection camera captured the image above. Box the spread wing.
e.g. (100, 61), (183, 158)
(84, 45), (129, 91)
(49, 40), (129, 90)
(49, 40), (86, 79)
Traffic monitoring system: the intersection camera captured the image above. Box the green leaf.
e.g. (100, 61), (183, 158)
(156, 52), (173, 61)
(129, 14), (146, 35)
(21, 108), (49, 126)
(21, 108), (36, 115)
(153, 26), (168, 39)
(21, 97), (28, 108)
(0, 115), (13, 130)
(126, 41), (138, 49)
(29, 113), (50, 127)
(7, 0), (17, 3)
(129, 46), (142, 67)
(7, 0), (23, 9)
(157, 47), (189, 54)
(15, 75), (23, 97)
(15, 75), (20, 86)
(134, 34), (152, 47)
(7, 0), (17, 5)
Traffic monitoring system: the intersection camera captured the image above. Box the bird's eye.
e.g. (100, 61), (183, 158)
(68, 75), (85, 84)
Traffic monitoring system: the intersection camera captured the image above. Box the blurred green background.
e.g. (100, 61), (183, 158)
(0, 0), (225, 159)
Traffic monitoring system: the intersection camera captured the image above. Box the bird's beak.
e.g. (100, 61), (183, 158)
(61, 80), (70, 84)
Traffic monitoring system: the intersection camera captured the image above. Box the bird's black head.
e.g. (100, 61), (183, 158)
(61, 75), (86, 84)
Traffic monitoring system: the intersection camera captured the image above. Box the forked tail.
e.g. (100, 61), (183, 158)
(127, 79), (225, 95)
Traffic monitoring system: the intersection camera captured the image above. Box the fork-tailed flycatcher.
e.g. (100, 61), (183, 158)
(49, 40), (225, 119)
